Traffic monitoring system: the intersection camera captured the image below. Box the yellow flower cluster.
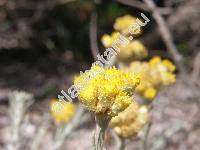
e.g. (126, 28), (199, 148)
(101, 32), (120, 48)
(74, 65), (140, 116)
(50, 99), (76, 124)
(110, 103), (150, 138)
(101, 32), (147, 61)
(118, 40), (148, 62)
(113, 15), (141, 35)
(101, 14), (148, 62)
(126, 56), (176, 100)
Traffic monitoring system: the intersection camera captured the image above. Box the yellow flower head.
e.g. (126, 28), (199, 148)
(74, 65), (140, 116)
(101, 32), (120, 48)
(118, 40), (148, 61)
(50, 99), (76, 124)
(110, 103), (150, 138)
(114, 15), (141, 35)
(149, 56), (162, 66)
(162, 59), (176, 72)
(143, 87), (157, 100)
(125, 56), (176, 100)
(101, 32), (148, 62)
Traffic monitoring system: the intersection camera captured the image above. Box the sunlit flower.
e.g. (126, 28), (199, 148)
(113, 15), (141, 35)
(101, 32), (120, 48)
(124, 56), (176, 100)
(74, 65), (140, 116)
(118, 40), (148, 62)
(110, 103), (150, 138)
(162, 59), (176, 72)
(149, 56), (162, 66)
(50, 99), (76, 124)
(101, 32), (148, 62)
(143, 87), (157, 100)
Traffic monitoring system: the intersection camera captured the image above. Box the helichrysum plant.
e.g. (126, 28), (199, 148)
(74, 64), (140, 150)
(110, 103), (150, 139)
(8, 91), (34, 150)
(125, 56), (176, 100)
(99, 14), (177, 150)
(101, 33), (148, 62)
(50, 99), (80, 150)
(101, 15), (147, 63)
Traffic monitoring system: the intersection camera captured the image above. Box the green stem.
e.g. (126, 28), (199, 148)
(119, 138), (126, 150)
(96, 127), (105, 150)
(94, 115), (111, 150)
(143, 122), (152, 150)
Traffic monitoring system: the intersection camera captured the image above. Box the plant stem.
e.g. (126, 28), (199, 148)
(119, 138), (126, 150)
(94, 115), (111, 150)
(52, 106), (86, 150)
(143, 122), (152, 150)
(96, 126), (105, 150)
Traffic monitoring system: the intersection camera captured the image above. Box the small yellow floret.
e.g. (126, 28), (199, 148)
(50, 99), (76, 124)
(143, 87), (157, 100)
(162, 59), (176, 72)
(149, 56), (161, 66)
(101, 32), (120, 48)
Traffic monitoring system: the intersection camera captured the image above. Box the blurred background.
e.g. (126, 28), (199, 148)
(0, 0), (199, 150)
